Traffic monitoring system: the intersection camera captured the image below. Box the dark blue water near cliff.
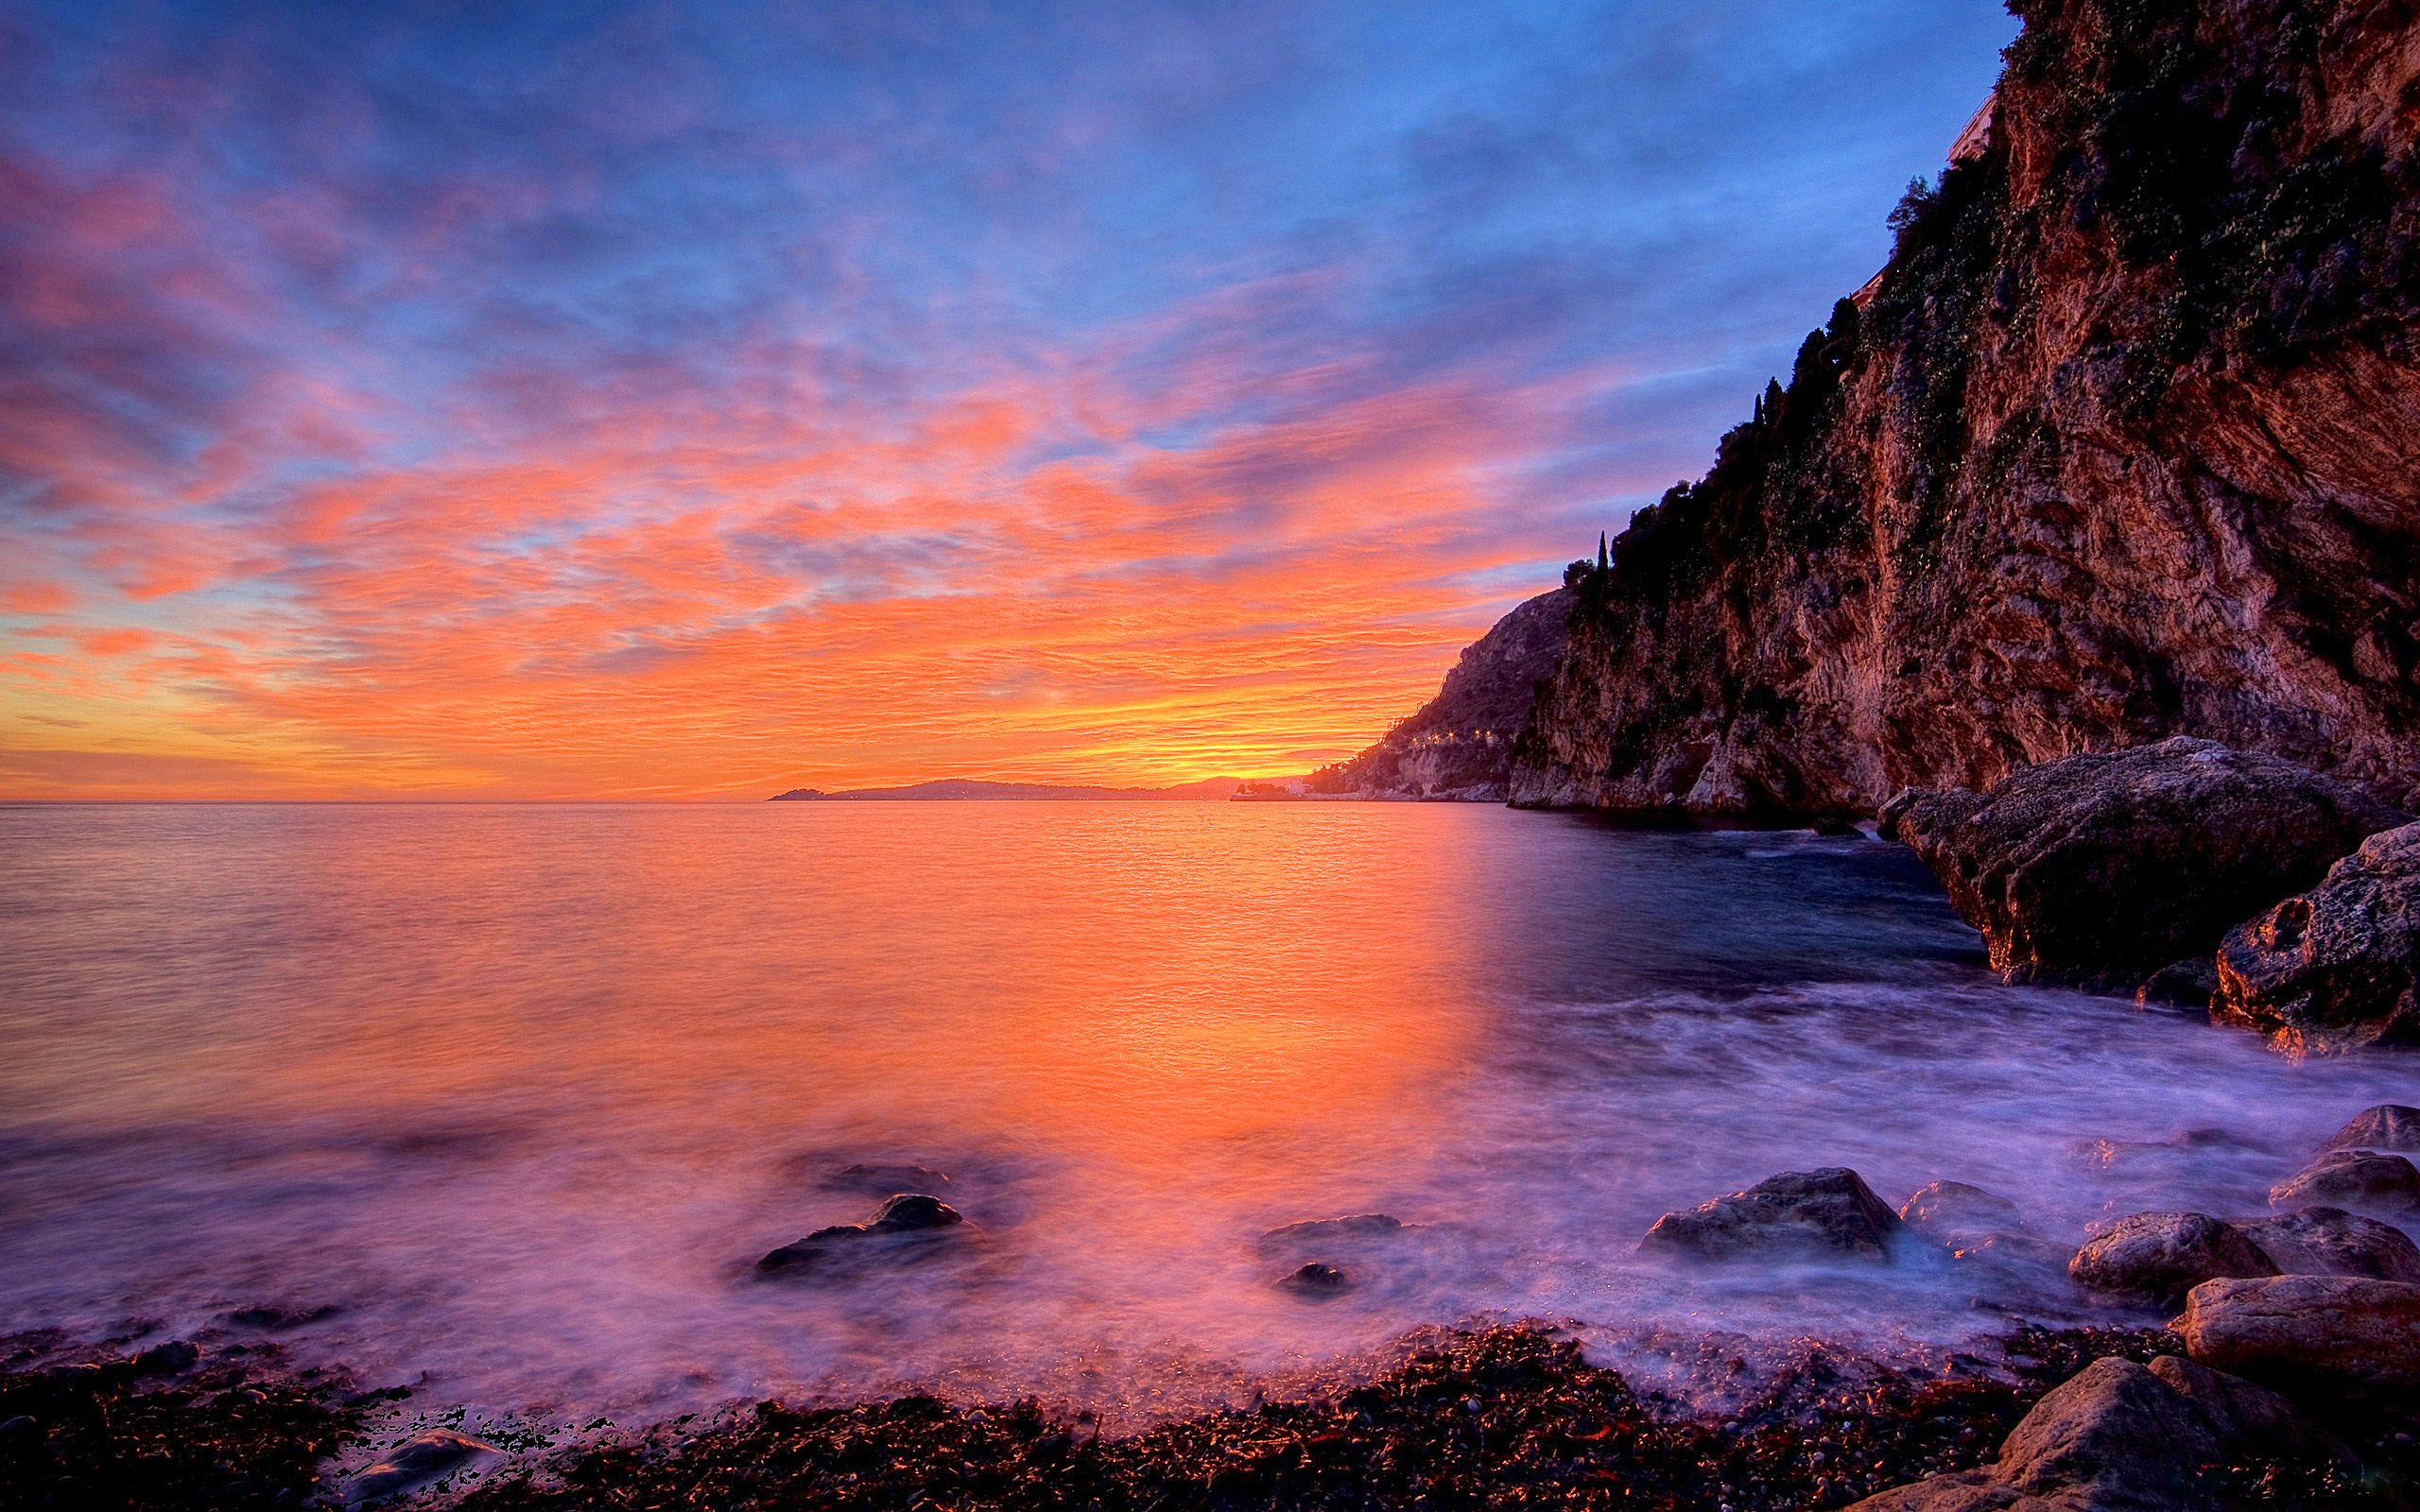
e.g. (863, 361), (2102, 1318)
(1, 802), (2410, 1421)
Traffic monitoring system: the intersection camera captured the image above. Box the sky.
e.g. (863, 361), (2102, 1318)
(0, 0), (2017, 799)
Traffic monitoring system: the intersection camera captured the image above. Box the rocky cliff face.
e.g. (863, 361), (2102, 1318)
(1512, 0), (2420, 818)
(1305, 588), (1574, 799)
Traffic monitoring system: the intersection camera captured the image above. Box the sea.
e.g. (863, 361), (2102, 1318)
(2, 801), (2411, 1424)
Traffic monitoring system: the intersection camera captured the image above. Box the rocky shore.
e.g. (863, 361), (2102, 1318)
(11, 1094), (2420, 1511)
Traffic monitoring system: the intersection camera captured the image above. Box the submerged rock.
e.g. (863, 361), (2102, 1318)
(1257, 1213), (1405, 1251)
(2239, 1207), (2420, 1283)
(1640, 1168), (1903, 1263)
(821, 1161), (952, 1194)
(2180, 1274), (2420, 1396)
(2067, 1212), (2274, 1308)
(756, 1194), (966, 1280)
(1278, 1263), (1349, 1297)
(1879, 740), (2404, 989)
(2268, 1148), (2420, 1218)
(348, 1429), (498, 1503)
(2324, 1104), (2420, 1155)
(1897, 1180), (2025, 1243)
(1846, 1354), (2346, 1511)
(2215, 824), (2420, 1052)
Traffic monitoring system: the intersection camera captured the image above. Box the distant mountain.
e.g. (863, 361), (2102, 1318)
(1240, 588), (1575, 802)
(770, 777), (1244, 802)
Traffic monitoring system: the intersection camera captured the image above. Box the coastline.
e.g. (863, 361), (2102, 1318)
(7, 1319), (2244, 1511)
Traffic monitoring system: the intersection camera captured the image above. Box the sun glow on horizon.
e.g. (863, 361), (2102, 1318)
(0, 1), (2016, 800)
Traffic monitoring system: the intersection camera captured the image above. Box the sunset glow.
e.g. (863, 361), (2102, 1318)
(1, 2), (2014, 799)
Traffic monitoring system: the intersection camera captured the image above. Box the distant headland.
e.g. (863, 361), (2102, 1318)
(769, 777), (1245, 802)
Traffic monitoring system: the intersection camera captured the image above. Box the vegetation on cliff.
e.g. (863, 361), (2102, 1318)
(1516, 0), (2420, 818)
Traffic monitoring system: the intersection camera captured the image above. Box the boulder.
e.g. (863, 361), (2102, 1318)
(2067, 1212), (2274, 1308)
(2268, 1148), (2420, 1219)
(2323, 1104), (2420, 1155)
(2179, 1274), (2420, 1395)
(1879, 739), (2405, 988)
(2238, 1207), (2420, 1283)
(1278, 1263), (1348, 1297)
(1898, 1180), (2025, 1243)
(1640, 1168), (1903, 1263)
(1845, 1354), (2346, 1511)
(2215, 823), (2420, 1052)
(755, 1194), (965, 1280)
(347, 1430), (498, 1503)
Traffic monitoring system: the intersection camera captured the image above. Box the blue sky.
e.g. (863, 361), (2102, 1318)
(0, 0), (2019, 796)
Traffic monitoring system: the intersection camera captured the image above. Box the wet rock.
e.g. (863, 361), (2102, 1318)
(2067, 1212), (2274, 1308)
(2135, 956), (2219, 1011)
(1898, 1181), (2025, 1243)
(1640, 1168), (1904, 1263)
(129, 1341), (199, 1377)
(2180, 1275), (2420, 1396)
(1278, 1263), (1348, 1297)
(2323, 1104), (2420, 1155)
(1846, 1353), (2345, 1511)
(2239, 1207), (2420, 1283)
(2269, 1148), (2420, 1219)
(1878, 740), (2404, 988)
(2214, 822), (2420, 1052)
(756, 1194), (966, 1279)
(822, 1162), (951, 1194)
(1256, 1213), (1405, 1252)
(347, 1429), (497, 1503)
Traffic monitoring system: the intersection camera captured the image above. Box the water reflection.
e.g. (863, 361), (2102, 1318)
(0, 803), (2411, 1419)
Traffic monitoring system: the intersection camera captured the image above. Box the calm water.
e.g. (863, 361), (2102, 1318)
(2, 802), (2411, 1422)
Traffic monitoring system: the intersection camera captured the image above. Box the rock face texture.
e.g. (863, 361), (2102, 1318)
(2066, 1211), (2276, 1308)
(2215, 822), (2420, 1051)
(2239, 1207), (2420, 1284)
(1879, 740), (2404, 987)
(2325, 1104), (2420, 1154)
(1511, 0), (2420, 819)
(2180, 1274), (2420, 1395)
(1845, 1354), (2346, 1511)
(2269, 1148), (2420, 1218)
(1639, 1168), (1904, 1263)
(1305, 590), (1575, 801)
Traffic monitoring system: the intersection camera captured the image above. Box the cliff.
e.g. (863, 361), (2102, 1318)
(1295, 587), (1575, 800)
(1512, 0), (2420, 818)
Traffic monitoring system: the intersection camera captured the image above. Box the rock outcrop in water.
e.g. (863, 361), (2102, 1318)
(1281, 589), (1574, 801)
(2240, 1208), (2420, 1284)
(1640, 1168), (1905, 1263)
(1878, 739), (2405, 989)
(1508, 0), (2420, 819)
(2066, 1211), (2276, 1308)
(754, 1194), (966, 1280)
(2215, 821), (2420, 1052)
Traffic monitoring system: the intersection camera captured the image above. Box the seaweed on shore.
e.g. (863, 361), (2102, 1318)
(0, 1335), (370, 1512)
(438, 1323), (2177, 1512)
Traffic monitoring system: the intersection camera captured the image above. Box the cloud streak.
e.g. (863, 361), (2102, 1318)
(0, 0), (2015, 798)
